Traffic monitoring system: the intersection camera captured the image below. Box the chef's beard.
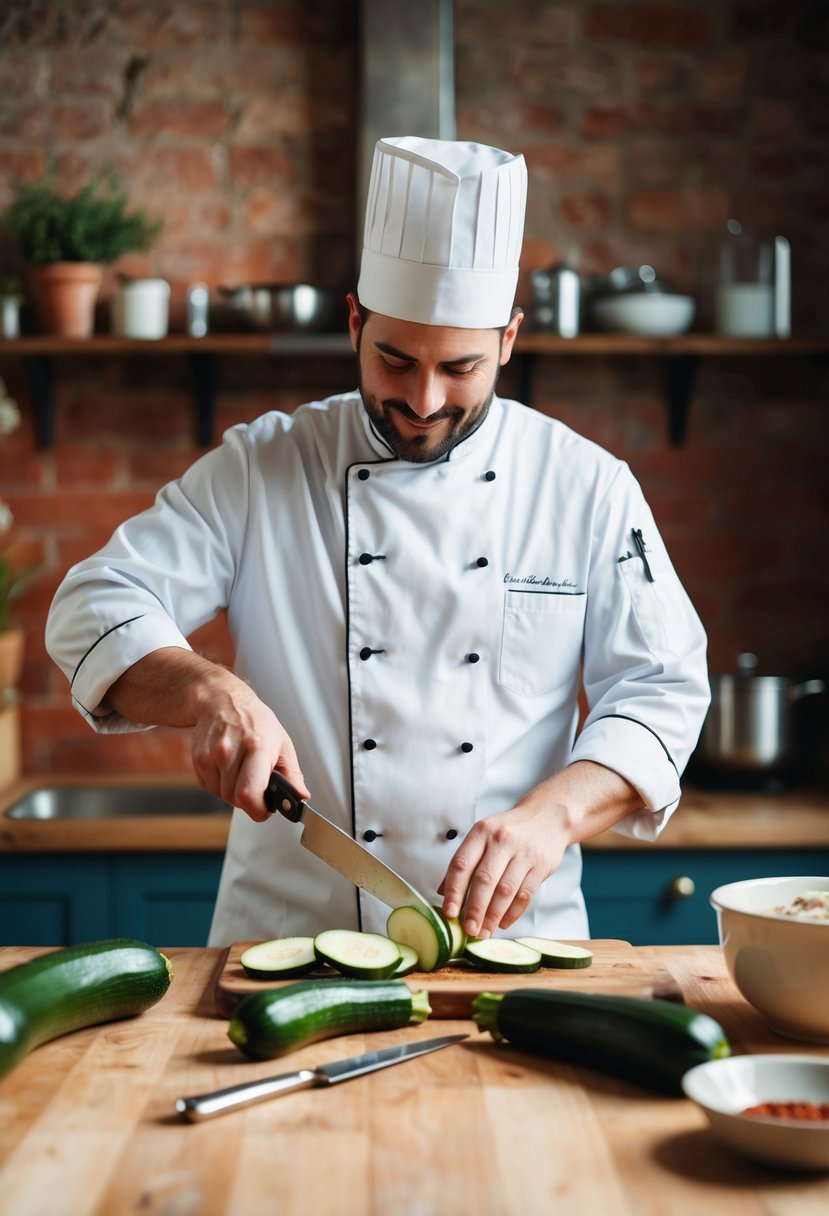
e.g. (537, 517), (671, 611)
(357, 366), (497, 464)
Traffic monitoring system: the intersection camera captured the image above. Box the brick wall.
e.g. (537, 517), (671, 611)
(0, 1), (827, 777)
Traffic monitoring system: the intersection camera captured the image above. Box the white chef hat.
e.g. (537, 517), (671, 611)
(358, 136), (527, 329)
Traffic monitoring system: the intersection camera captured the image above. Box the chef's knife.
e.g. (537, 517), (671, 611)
(264, 771), (437, 920)
(176, 1033), (468, 1121)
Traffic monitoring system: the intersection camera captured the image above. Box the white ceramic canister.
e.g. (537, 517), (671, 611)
(113, 278), (171, 339)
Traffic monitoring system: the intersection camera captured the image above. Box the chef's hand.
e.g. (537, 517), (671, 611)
(106, 647), (309, 822)
(437, 762), (641, 939)
(189, 668), (309, 822)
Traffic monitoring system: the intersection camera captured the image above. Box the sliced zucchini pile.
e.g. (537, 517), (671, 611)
(240, 937), (318, 980)
(314, 930), (402, 979)
(463, 939), (542, 974)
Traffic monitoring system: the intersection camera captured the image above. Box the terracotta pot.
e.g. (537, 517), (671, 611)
(29, 262), (103, 338)
(0, 627), (24, 691)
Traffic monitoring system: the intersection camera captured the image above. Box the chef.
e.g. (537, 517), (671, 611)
(46, 136), (710, 947)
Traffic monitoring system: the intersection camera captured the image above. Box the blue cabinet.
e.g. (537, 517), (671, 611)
(0, 853), (224, 947)
(581, 847), (829, 945)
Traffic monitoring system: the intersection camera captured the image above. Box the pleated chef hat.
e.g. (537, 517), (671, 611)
(358, 136), (527, 329)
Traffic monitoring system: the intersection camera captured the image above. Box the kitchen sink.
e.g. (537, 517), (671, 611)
(4, 786), (230, 820)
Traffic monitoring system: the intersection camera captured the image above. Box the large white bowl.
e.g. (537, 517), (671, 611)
(682, 1055), (829, 1172)
(711, 876), (829, 1043)
(591, 292), (695, 336)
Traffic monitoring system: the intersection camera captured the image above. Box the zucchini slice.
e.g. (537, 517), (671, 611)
(463, 938), (542, 973)
(514, 938), (594, 969)
(473, 989), (731, 1095)
(240, 937), (318, 980)
(386, 906), (451, 972)
(0, 938), (173, 1079)
(228, 978), (431, 1060)
(434, 907), (467, 959)
(313, 930), (401, 979)
(390, 943), (420, 977)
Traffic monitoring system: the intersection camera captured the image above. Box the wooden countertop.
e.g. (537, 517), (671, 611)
(0, 944), (826, 1215)
(1, 773), (828, 853)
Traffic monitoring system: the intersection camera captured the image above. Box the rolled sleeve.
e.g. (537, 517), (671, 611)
(68, 613), (193, 732)
(570, 714), (680, 839)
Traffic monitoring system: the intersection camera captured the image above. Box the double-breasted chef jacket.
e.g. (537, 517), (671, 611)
(46, 391), (710, 945)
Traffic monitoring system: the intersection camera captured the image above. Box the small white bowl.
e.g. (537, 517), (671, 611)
(683, 1055), (829, 1172)
(590, 292), (695, 336)
(711, 876), (829, 1043)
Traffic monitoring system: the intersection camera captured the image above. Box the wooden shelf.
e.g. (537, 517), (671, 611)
(1, 332), (826, 449)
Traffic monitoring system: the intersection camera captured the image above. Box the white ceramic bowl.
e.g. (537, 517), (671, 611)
(710, 876), (829, 1043)
(682, 1055), (829, 1171)
(591, 292), (695, 336)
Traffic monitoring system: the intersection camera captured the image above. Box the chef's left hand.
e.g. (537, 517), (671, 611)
(437, 799), (567, 939)
(437, 762), (642, 939)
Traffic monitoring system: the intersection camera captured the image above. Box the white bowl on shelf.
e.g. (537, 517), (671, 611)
(682, 1054), (829, 1172)
(710, 876), (829, 1043)
(591, 292), (695, 336)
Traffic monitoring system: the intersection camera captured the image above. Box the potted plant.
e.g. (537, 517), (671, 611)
(0, 383), (36, 692)
(1, 171), (162, 338)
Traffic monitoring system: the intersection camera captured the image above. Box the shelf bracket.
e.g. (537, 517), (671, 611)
(665, 354), (699, 446)
(188, 351), (216, 447)
(23, 355), (54, 449)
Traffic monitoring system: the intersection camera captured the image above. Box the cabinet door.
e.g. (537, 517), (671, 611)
(111, 854), (224, 946)
(0, 855), (110, 946)
(581, 849), (829, 945)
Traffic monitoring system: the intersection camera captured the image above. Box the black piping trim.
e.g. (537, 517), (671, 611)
(592, 713), (678, 773)
(70, 614), (147, 687)
(343, 454), (395, 931)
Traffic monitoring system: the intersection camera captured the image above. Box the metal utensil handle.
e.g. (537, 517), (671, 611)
(177, 1068), (319, 1122)
(264, 770), (305, 822)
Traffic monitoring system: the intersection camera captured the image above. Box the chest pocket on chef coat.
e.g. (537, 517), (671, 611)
(499, 591), (586, 698)
(619, 549), (684, 658)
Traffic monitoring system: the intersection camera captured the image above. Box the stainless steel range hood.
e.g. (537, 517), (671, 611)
(357, 0), (456, 239)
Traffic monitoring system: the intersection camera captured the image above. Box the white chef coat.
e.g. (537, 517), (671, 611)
(46, 391), (710, 945)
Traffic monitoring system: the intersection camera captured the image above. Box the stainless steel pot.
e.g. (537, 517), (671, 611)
(218, 284), (341, 332)
(696, 653), (825, 775)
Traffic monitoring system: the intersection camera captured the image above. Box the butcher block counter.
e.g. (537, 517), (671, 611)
(1, 943), (828, 1216)
(1, 773), (828, 852)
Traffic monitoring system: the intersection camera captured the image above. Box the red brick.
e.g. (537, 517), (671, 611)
(3, 5), (109, 47)
(52, 100), (112, 141)
(114, 146), (217, 193)
(696, 52), (749, 104)
(455, 2), (579, 46)
(585, 5), (714, 46)
(626, 189), (731, 231)
(559, 192), (612, 229)
(0, 103), (50, 143)
(635, 53), (692, 93)
(228, 146), (293, 189)
(728, 3), (794, 40)
(127, 99), (230, 140)
(6, 491), (154, 531)
(109, 1), (228, 50)
(52, 444), (122, 488)
(0, 150), (47, 204)
(525, 145), (621, 187)
(50, 47), (131, 95)
(458, 102), (566, 140)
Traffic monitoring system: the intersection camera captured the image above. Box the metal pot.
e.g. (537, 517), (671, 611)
(695, 653), (825, 776)
(218, 284), (341, 332)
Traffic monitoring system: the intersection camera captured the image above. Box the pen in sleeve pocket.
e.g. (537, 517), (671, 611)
(631, 528), (654, 582)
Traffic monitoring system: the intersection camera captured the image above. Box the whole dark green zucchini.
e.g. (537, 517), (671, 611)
(0, 938), (173, 1079)
(228, 979), (431, 1060)
(472, 989), (730, 1095)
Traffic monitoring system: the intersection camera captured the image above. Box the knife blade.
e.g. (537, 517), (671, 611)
(176, 1033), (468, 1121)
(264, 771), (436, 920)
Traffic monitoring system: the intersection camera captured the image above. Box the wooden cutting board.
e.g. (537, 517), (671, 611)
(213, 938), (682, 1019)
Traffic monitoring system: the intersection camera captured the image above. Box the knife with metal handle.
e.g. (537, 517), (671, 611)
(176, 1033), (468, 1121)
(264, 770), (437, 920)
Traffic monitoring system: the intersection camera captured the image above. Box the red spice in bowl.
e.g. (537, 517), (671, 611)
(743, 1101), (829, 1121)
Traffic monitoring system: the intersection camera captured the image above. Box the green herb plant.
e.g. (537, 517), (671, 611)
(3, 171), (162, 266)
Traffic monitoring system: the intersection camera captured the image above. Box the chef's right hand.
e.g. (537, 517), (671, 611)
(189, 669), (309, 821)
(106, 647), (309, 823)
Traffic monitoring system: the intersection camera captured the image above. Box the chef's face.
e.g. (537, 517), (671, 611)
(347, 293), (522, 463)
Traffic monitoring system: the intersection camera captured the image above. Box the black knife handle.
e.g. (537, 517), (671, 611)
(264, 771), (305, 822)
